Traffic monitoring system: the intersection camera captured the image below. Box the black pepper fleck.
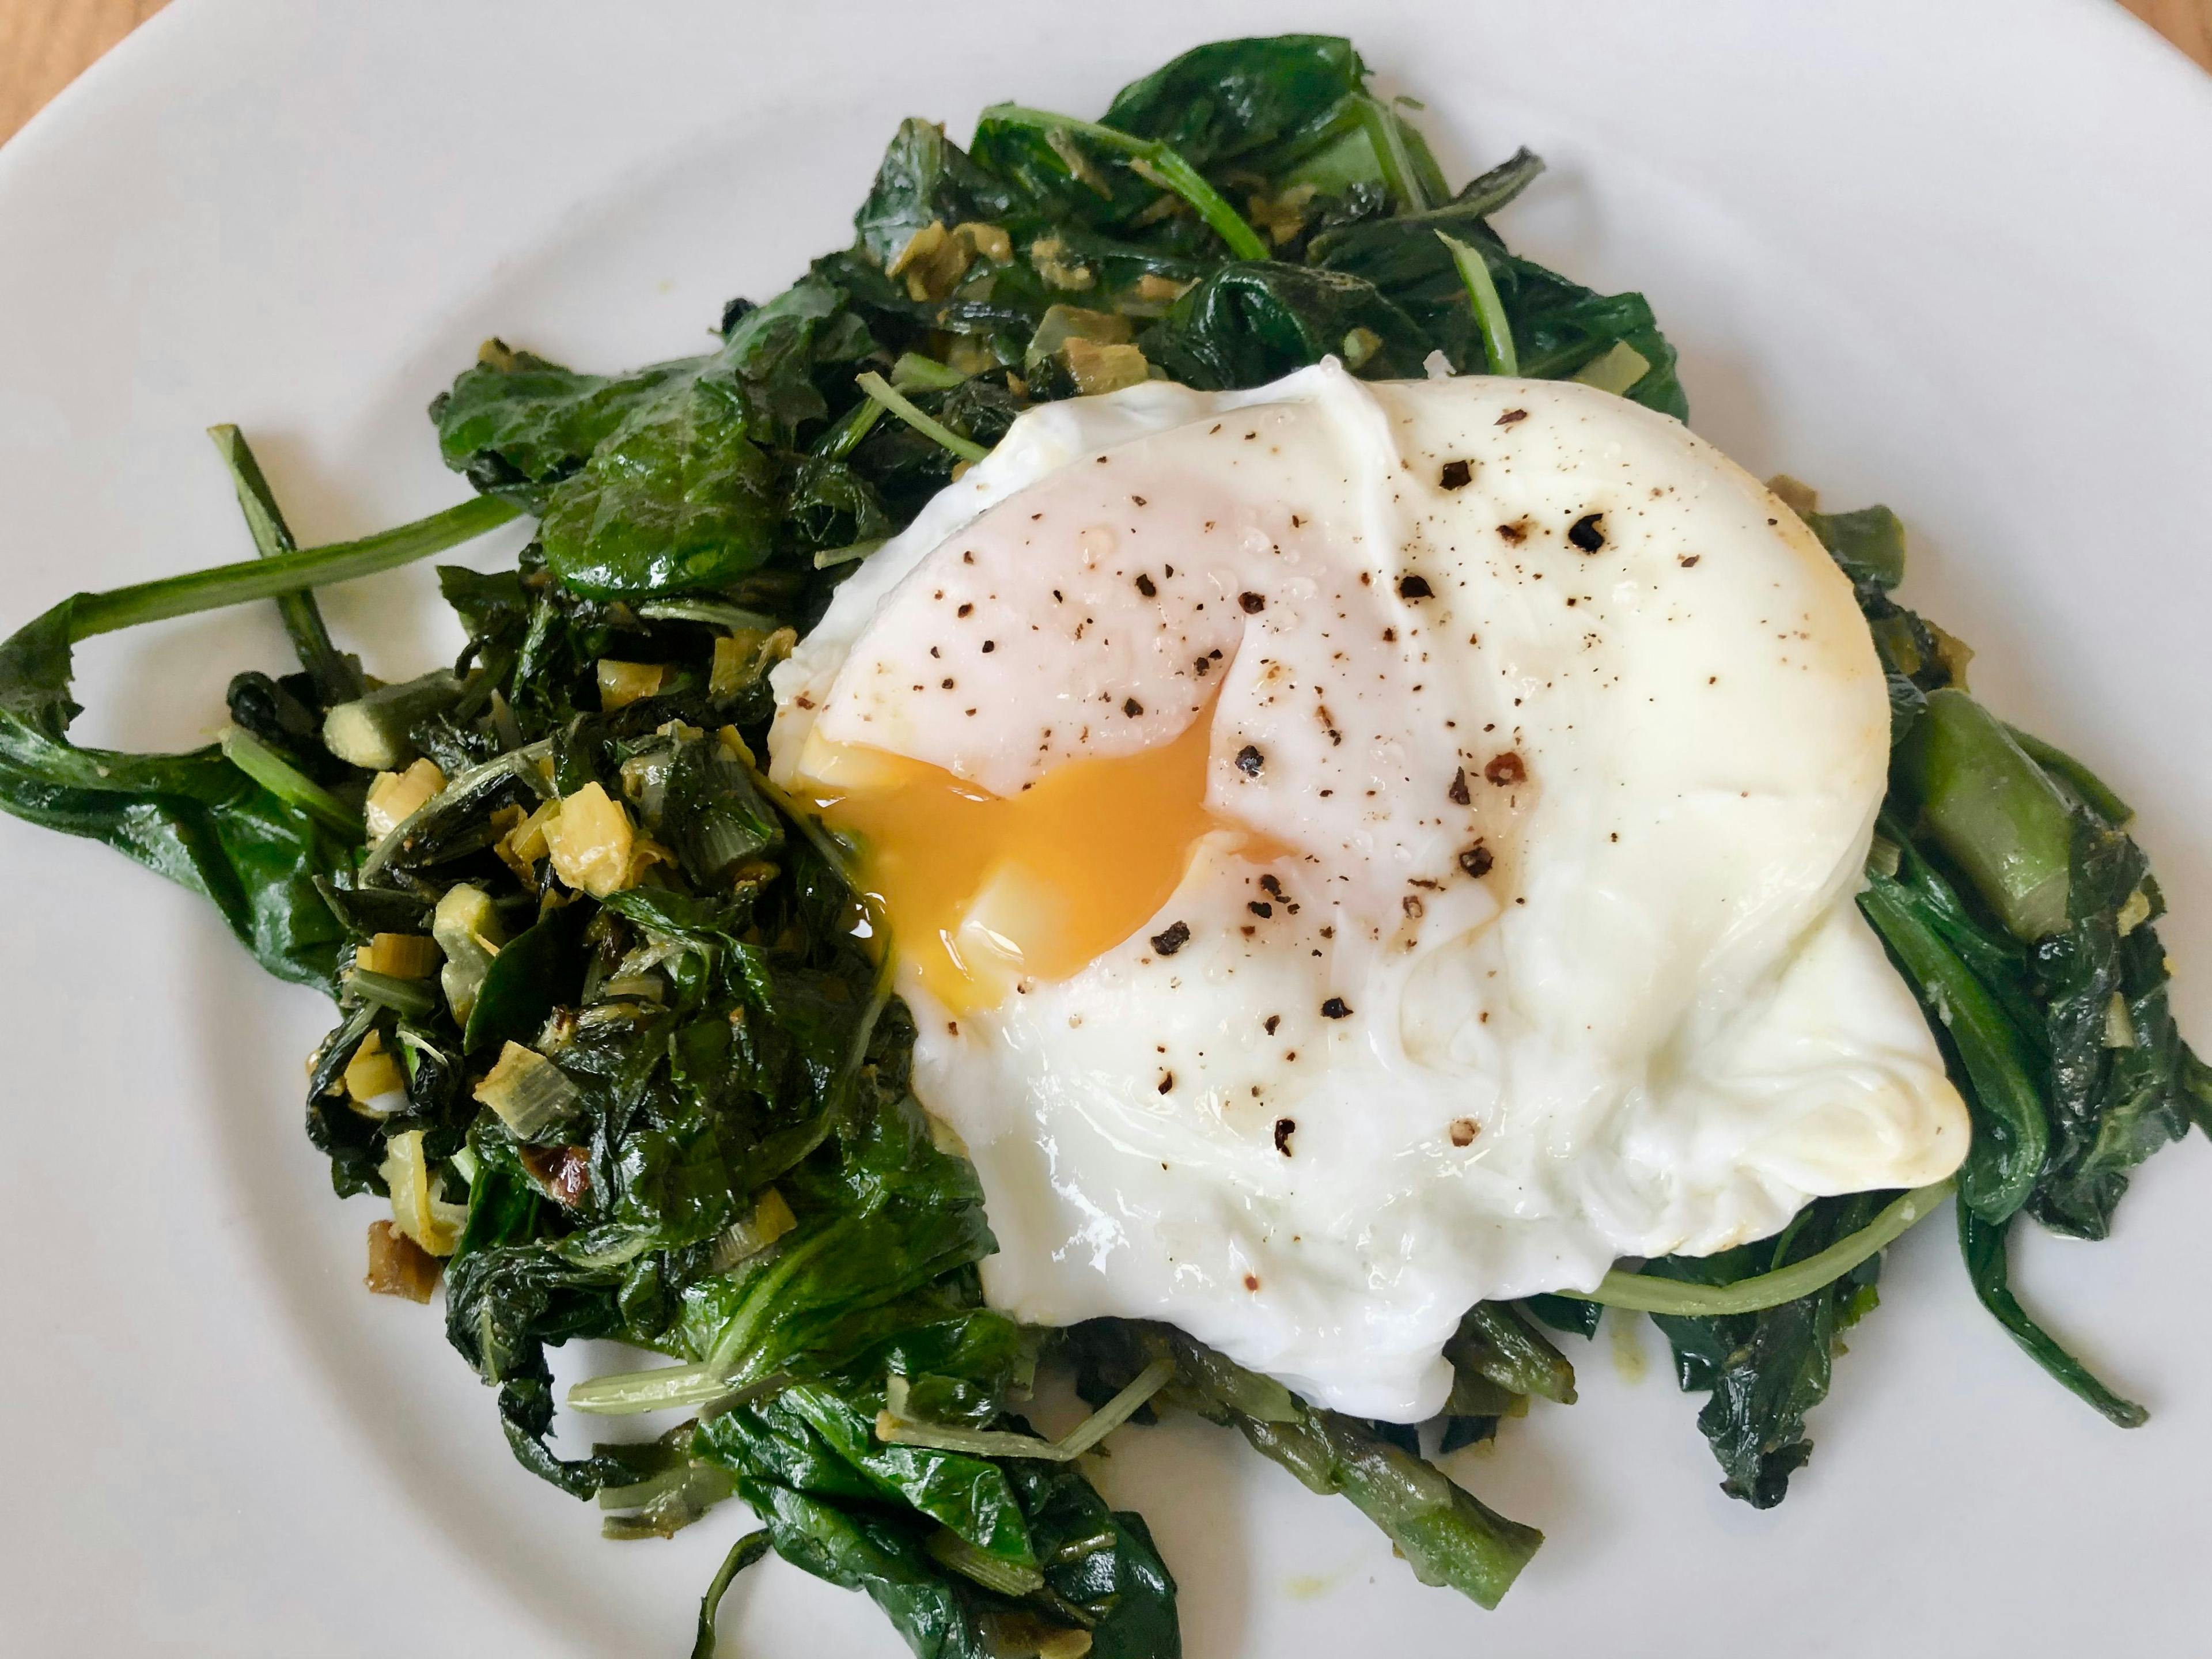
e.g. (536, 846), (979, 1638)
(1239, 591), (1266, 613)
(1438, 459), (1474, 490)
(1320, 997), (1353, 1020)
(1397, 574), (1433, 600)
(1568, 512), (1607, 554)
(1459, 842), (1495, 877)
(1274, 1118), (1297, 1155)
(1150, 921), (1191, 955)
(1236, 744), (1265, 776)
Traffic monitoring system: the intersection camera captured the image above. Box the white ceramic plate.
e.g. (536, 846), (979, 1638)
(4, 1), (2209, 1652)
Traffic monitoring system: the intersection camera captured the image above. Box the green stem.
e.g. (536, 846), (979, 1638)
(875, 1357), (1174, 1462)
(1353, 94), (1430, 212)
(812, 538), (885, 571)
(854, 372), (988, 464)
(207, 425), (363, 703)
(67, 494), (522, 644)
(636, 600), (786, 634)
(217, 725), (361, 836)
(925, 1528), (1045, 1596)
(691, 1529), (771, 1659)
(1438, 232), (1518, 375)
(346, 967), (438, 1019)
(1563, 1181), (1955, 1316)
(980, 103), (1270, 261)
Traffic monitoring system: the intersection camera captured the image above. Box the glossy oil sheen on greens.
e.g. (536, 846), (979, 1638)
(0, 32), (2206, 1659)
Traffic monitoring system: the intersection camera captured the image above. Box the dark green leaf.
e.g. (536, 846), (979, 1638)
(1647, 1192), (1889, 1508)
(1139, 262), (1429, 388)
(1959, 1206), (2147, 1426)
(0, 599), (353, 990)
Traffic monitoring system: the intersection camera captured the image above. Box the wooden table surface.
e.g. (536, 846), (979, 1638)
(3, 0), (2209, 146)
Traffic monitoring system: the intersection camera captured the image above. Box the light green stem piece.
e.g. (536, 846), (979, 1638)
(1437, 230), (1518, 376)
(980, 102), (1270, 261)
(855, 372), (988, 464)
(217, 724), (361, 836)
(1562, 1181), (1955, 1316)
(69, 495), (522, 643)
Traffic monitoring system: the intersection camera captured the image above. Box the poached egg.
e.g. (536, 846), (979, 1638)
(768, 361), (1967, 1420)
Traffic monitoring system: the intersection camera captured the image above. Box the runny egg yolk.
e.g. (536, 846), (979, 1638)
(795, 710), (1237, 1016)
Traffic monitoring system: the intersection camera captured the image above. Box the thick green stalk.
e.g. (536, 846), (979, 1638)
(67, 494), (522, 643)
(1565, 1181), (1955, 1316)
(1892, 688), (2075, 941)
(207, 425), (363, 703)
(980, 103), (1270, 260)
(1233, 1406), (1540, 1609)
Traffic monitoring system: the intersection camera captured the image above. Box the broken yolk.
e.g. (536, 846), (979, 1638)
(794, 711), (1232, 1017)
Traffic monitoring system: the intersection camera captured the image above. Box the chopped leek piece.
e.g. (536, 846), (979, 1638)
(431, 883), (503, 1025)
(544, 781), (638, 898)
(596, 660), (669, 711)
(364, 757), (446, 844)
(1570, 340), (1652, 396)
(321, 669), (462, 771)
(1061, 338), (1151, 395)
(343, 1029), (406, 1105)
(707, 626), (794, 696)
(1024, 303), (1132, 370)
(710, 1188), (797, 1271)
(355, 931), (441, 980)
(472, 1040), (579, 1139)
(379, 1127), (466, 1256)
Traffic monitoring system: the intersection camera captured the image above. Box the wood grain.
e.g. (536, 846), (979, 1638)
(0, 0), (171, 145)
(0, 0), (2207, 147)
(2122, 0), (2212, 65)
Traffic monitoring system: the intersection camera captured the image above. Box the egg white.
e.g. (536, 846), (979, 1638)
(770, 361), (1967, 1419)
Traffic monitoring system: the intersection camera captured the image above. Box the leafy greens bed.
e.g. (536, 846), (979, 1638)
(3, 34), (2205, 1658)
